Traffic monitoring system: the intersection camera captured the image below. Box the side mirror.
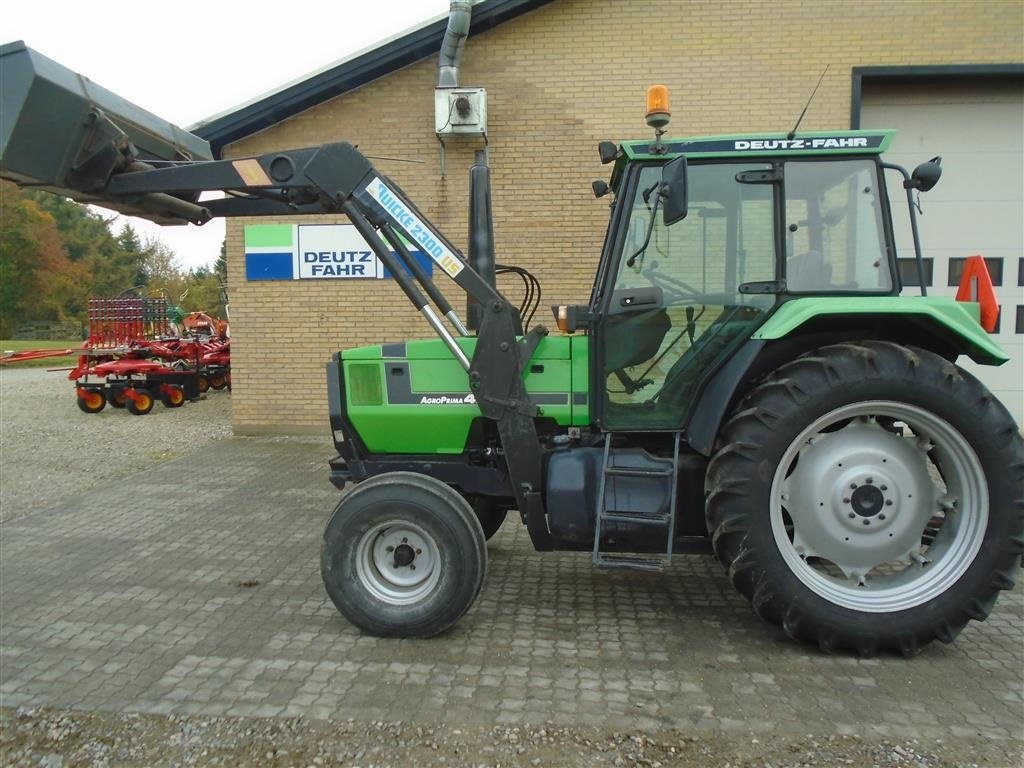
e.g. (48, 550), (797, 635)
(598, 141), (618, 165)
(907, 156), (942, 192)
(592, 180), (610, 198)
(662, 155), (688, 225)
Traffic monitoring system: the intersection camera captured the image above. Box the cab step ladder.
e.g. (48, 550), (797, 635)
(592, 432), (681, 571)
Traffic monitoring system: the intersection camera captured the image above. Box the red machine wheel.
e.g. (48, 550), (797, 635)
(160, 385), (185, 408)
(109, 390), (128, 408)
(209, 373), (227, 390)
(76, 388), (106, 414)
(127, 389), (155, 415)
(196, 375), (210, 393)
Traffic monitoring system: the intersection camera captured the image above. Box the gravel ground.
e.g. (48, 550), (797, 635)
(1, 367), (1021, 767)
(3, 707), (1020, 768)
(0, 366), (232, 523)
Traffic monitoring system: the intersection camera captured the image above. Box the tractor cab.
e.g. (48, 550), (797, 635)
(574, 87), (911, 434)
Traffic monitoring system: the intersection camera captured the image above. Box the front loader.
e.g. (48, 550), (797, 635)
(3, 40), (1020, 655)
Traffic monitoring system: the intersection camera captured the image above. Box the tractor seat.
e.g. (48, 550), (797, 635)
(787, 250), (833, 291)
(603, 308), (671, 372)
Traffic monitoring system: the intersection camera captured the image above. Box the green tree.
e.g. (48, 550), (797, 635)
(0, 182), (88, 335)
(0, 187), (203, 332)
(140, 237), (187, 303)
(116, 223), (142, 253)
(181, 269), (226, 317)
(0, 182), (48, 335)
(22, 191), (147, 297)
(215, 238), (228, 281)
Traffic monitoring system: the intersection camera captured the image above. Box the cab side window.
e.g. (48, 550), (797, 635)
(784, 160), (891, 292)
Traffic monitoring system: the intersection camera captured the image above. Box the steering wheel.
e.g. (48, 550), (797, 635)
(641, 262), (703, 302)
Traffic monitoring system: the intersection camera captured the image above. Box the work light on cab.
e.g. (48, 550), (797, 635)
(645, 85), (670, 129)
(646, 85), (671, 153)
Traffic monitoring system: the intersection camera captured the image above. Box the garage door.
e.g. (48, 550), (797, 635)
(862, 79), (1023, 425)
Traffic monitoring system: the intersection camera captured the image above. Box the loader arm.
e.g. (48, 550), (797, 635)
(103, 141), (502, 343)
(69, 139), (554, 545)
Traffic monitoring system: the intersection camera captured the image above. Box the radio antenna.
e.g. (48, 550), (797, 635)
(788, 65), (829, 140)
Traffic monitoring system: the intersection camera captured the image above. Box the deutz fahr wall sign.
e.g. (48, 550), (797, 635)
(243, 223), (433, 281)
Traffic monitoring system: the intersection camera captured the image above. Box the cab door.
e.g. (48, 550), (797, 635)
(593, 161), (778, 431)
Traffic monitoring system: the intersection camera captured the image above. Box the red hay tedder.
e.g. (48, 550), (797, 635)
(2, 297), (230, 416)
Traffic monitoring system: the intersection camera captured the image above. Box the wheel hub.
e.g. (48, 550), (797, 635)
(392, 543), (416, 567)
(356, 522), (441, 605)
(830, 467), (900, 534)
(851, 483), (884, 517)
(772, 401), (988, 612)
(782, 418), (939, 579)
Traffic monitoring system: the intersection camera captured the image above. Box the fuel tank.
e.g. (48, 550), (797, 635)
(546, 444), (709, 547)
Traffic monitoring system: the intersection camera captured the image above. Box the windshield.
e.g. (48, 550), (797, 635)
(615, 162), (777, 299)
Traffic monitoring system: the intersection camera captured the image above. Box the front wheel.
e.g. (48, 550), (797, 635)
(127, 389), (155, 416)
(77, 388), (106, 414)
(321, 472), (487, 637)
(706, 341), (1023, 655)
(160, 385), (185, 408)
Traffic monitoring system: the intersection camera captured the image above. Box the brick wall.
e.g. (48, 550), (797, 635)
(223, 0), (1024, 434)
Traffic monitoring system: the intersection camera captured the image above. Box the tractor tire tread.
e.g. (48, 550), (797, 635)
(706, 340), (1024, 655)
(321, 472), (486, 638)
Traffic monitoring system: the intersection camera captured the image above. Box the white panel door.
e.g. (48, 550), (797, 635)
(863, 80), (1024, 425)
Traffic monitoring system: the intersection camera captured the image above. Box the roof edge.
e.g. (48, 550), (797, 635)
(620, 129), (895, 160)
(192, 0), (555, 157)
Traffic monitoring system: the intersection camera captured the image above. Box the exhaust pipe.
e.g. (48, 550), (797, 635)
(467, 149), (496, 331)
(438, 0), (472, 88)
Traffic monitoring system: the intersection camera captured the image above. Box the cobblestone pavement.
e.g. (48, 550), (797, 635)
(1, 436), (1022, 743)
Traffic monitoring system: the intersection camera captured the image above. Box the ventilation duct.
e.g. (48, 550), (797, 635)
(438, 0), (472, 88)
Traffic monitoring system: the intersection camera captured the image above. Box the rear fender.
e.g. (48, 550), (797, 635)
(751, 297), (1007, 365)
(685, 297), (1008, 456)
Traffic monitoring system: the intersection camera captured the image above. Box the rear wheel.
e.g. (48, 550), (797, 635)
(76, 388), (106, 414)
(108, 390), (128, 408)
(706, 341), (1023, 655)
(321, 472), (487, 637)
(209, 373), (227, 390)
(127, 389), (155, 416)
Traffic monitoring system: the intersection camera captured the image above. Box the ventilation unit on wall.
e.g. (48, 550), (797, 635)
(435, 1), (486, 176)
(435, 87), (487, 138)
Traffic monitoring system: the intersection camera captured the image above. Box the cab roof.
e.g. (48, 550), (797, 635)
(619, 129), (894, 161)
(608, 129), (894, 191)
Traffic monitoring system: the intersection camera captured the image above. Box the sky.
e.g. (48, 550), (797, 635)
(5, 0), (454, 270)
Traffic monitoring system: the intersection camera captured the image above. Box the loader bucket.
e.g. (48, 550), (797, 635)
(0, 41), (213, 224)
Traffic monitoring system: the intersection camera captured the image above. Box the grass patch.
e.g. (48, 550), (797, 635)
(0, 339), (82, 368)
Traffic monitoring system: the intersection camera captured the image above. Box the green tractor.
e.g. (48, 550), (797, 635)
(3, 42), (1020, 654)
(320, 102), (1021, 656)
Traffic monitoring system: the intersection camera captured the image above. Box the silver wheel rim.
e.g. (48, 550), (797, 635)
(770, 400), (988, 613)
(355, 520), (441, 605)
